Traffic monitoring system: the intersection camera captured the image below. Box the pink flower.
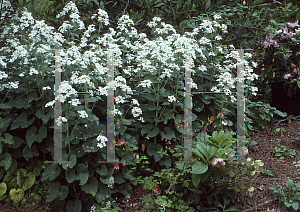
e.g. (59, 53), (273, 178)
(284, 73), (291, 79)
(263, 40), (271, 48)
(117, 123), (120, 129)
(142, 144), (145, 151)
(160, 148), (163, 153)
(161, 136), (164, 141)
(225, 153), (228, 158)
(209, 116), (214, 124)
(240, 147), (248, 156)
(109, 143), (114, 150)
(203, 130), (207, 135)
(153, 184), (158, 193)
(126, 141), (128, 146)
(117, 139), (125, 146)
(288, 20), (299, 28)
(212, 158), (225, 168)
(219, 112), (223, 117)
(176, 121), (180, 128)
(114, 163), (119, 170)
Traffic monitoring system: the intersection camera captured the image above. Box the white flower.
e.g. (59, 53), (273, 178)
(29, 67), (39, 75)
(199, 37), (211, 45)
(96, 135), (107, 148)
(45, 100), (56, 108)
(132, 99), (140, 106)
(168, 95), (176, 103)
(215, 36), (222, 40)
(68, 99), (81, 106)
(132, 107), (142, 117)
(138, 116), (145, 122)
(58, 21), (73, 33)
(91, 8), (109, 26)
(55, 116), (67, 126)
(252, 61), (258, 68)
(113, 109), (122, 116)
(214, 14), (222, 20)
(138, 79), (152, 88)
(212, 158), (225, 168)
(198, 65), (207, 72)
(0, 71), (8, 80)
(115, 96), (125, 104)
(78, 110), (88, 118)
(221, 121), (227, 125)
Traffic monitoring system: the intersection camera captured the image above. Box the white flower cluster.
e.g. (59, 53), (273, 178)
(168, 95), (177, 103)
(96, 135), (107, 148)
(55, 116), (68, 126)
(78, 110), (88, 118)
(91, 9), (109, 26)
(132, 107), (142, 117)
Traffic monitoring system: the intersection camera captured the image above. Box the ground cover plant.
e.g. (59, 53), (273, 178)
(0, 0), (298, 212)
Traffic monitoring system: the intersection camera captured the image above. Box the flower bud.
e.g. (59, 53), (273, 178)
(142, 144), (145, 151)
(117, 123), (120, 129)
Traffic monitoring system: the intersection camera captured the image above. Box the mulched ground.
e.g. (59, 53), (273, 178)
(1, 119), (300, 212)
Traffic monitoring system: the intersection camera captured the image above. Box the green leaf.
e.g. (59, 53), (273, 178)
(26, 126), (37, 149)
(41, 163), (61, 181)
(9, 188), (24, 203)
(16, 169), (36, 191)
(148, 127), (159, 137)
(35, 108), (53, 124)
(114, 172), (126, 184)
(158, 156), (172, 168)
(23, 145), (39, 161)
(0, 182), (7, 198)
(286, 178), (293, 188)
(0, 133), (14, 145)
(88, 96), (98, 103)
(66, 199), (82, 212)
(65, 168), (76, 183)
(46, 182), (68, 202)
(36, 126), (47, 143)
(164, 127), (175, 139)
(81, 176), (98, 196)
(10, 111), (35, 130)
(95, 183), (109, 203)
(28, 91), (39, 104)
(192, 162), (208, 174)
(77, 164), (89, 186)
(147, 143), (155, 156)
(0, 153), (12, 171)
(96, 164), (109, 176)
(192, 174), (201, 188)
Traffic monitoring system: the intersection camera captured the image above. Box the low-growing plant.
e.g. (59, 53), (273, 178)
(275, 127), (286, 135)
(268, 178), (300, 211)
(272, 145), (296, 159)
